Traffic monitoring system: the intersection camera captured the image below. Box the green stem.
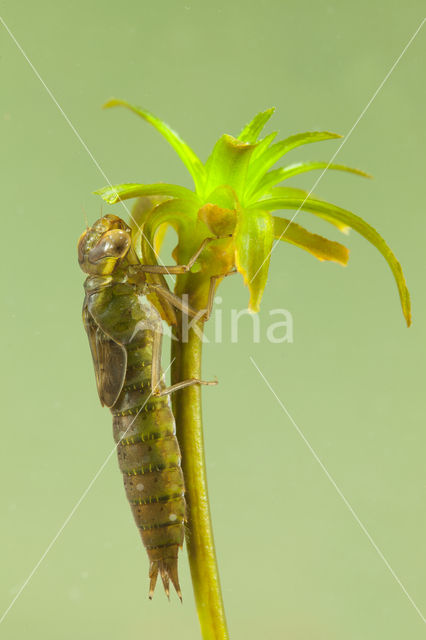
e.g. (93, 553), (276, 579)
(171, 323), (229, 640)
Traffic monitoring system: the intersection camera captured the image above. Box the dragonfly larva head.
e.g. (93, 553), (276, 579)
(78, 214), (133, 275)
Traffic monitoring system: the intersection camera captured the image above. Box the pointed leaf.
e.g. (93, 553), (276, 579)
(275, 161), (372, 182)
(249, 196), (411, 325)
(95, 183), (200, 204)
(273, 216), (349, 265)
(250, 131), (278, 163)
(271, 186), (316, 198)
(234, 209), (274, 312)
(103, 99), (206, 192)
(268, 187), (350, 233)
(246, 131), (342, 196)
(204, 134), (255, 200)
(238, 108), (275, 144)
(252, 162), (372, 199)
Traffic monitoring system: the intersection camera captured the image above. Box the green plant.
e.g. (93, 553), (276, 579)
(96, 99), (411, 640)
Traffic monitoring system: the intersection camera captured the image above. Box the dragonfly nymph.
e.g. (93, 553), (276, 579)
(78, 214), (218, 599)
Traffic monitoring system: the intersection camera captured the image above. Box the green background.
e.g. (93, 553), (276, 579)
(1, 1), (425, 638)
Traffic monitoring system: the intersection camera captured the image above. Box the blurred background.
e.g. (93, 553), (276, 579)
(1, 1), (425, 638)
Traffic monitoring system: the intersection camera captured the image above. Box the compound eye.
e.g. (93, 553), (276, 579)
(88, 229), (131, 263)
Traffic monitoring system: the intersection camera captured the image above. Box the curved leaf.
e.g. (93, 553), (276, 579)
(238, 108), (275, 144)
(252, 162), (372, 199)
(268, 187), (350, 233)
(95, 183), (200, 205)
(246, 131), (342, 197)
(249, 196), (411, 325)
(142, 198), (197, 264)
(273, 216), (349, 265)
(129, 195), (169, 259)
(234, 209), (274, 312)
(276, 161), (371, 181)
(142, 199), (199, 325)
(271, 186), (316, 198)
(103, 99), (206, 193)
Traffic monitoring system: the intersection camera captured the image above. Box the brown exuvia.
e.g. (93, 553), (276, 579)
(78, 215), (216, 598)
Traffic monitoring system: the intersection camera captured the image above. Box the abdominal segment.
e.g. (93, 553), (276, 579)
(111, 345), (186, 599)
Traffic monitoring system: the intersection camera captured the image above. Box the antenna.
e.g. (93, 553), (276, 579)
(81, 205), (89, 230)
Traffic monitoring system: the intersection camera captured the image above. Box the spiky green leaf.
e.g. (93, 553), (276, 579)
(246, 131), (342, 198)
(268, 187), (350, 233)
(250, 131), (278, 163)
(252, 162), (372, 199)
(95, 183), (200, 205)
(234, 209), (274, 312)
(238, 108), (275, 144)
(103, 99), (206, 193)
(276, 161), (371, 182)
(249, 196), (411, 325)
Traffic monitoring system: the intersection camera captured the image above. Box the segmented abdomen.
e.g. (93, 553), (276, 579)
(111, 330), (186, 597)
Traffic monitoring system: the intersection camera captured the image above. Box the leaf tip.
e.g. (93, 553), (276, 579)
(247, 300), (260, 313)
(403, 290), (412, 327)
(339, 248), (350, 266)
(102, 98), (122, 110)
(93, 186), (118, 204)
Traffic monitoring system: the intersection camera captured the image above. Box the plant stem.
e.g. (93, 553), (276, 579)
(171, 323), (229, 640)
